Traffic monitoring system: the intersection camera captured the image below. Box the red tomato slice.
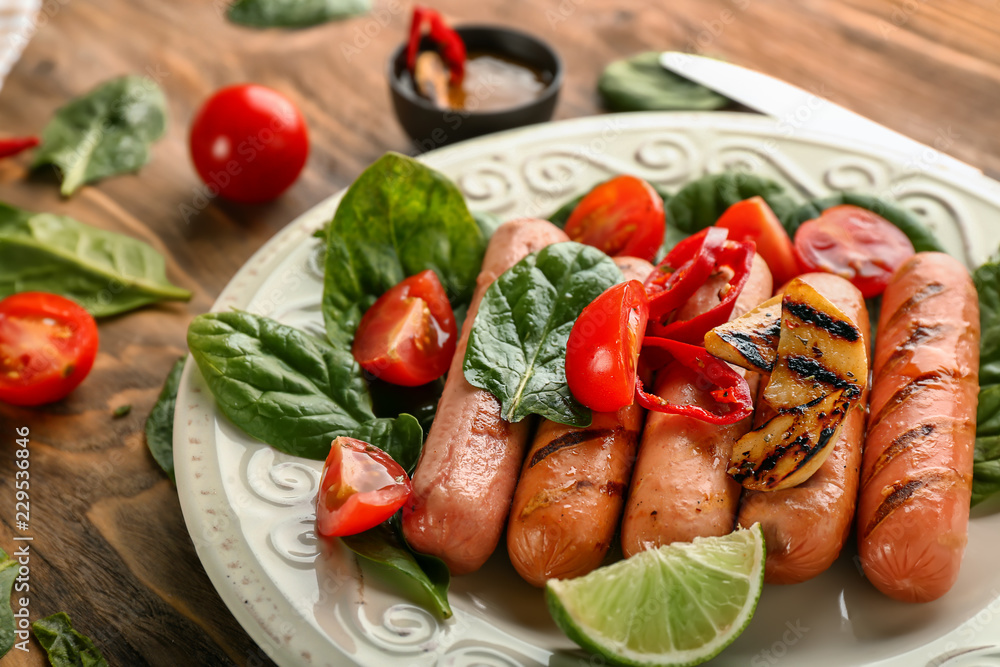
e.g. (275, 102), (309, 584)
(565, 280), (649, 413)
(564, 176), (666, 262)
(715, 196), (800, 286)
(794, 205), (915, 298)
(352, 270), (457, 387)
(0, 292), (99, 406)
(316, 437), (412, 537)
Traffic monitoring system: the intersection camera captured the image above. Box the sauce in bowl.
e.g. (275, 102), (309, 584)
(412, 51), (551, 112)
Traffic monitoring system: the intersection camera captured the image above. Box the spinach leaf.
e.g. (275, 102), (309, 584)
(322, 152), (486, 348)
(464, 242), (623, 427)
(784, 192), (945, 252)
(972, 252), (1000, 506)
(368, 376), (443, 440)
(228, 0), (369, 28)
(666, 172), (799, 236)
(31, 612), (108, 667)
(548, 193), (585, 229)
(598, 52), (730, 112)
(341, 522), (451, 619)
(144, 358), (185, 482)
(0, 549), (19, 658)
(187, 311), (422, 462)
(0, 202), (192, 317)
(33, 76), (167, 197)
(471, 210), (504, 241)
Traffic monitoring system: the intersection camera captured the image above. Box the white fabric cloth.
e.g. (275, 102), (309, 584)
(0, 0), (41, 94)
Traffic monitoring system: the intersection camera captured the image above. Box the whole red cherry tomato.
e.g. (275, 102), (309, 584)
(794, 205), (915, 298)
(189, 84), (309, 203)
(564, 176), (666, 262)
(565, 280), (649, 413)
(0, 292), (99, 406)
(352, 270), (457, 387)
(715, 196), (800, 287)
(316, 437), (412, 537)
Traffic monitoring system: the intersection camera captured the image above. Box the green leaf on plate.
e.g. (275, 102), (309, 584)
(0, 549), (20, 658)
(322, 152), (486, 349)
(464, 241), (624, 427)
(784, 192), (945, 252)
(598, 52), (730, 112)
(471, 210), (504, 242)
(144, 358), (185, 482)
(661, 171), (800, 260)
(0, 202), (192, 317)
(187, 311), (422, 462)
(341, 522), (451, 619)
(972, 249), (1000, 505)
(227, 0), (370, 28)
(31, 612), (109, 667)
(33, 75), (167, 197)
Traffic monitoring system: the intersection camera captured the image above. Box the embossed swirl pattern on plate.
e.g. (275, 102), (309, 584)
(247, 448), (321, 506)
(927, 645), (1000, 667)
(354, 603), (440, 654)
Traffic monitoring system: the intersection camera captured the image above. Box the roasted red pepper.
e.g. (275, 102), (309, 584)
(635, 337), (754, 425)
(407, 6), (466, 87)
(0, 136), (39, 159)
(645, 228), (755, 345)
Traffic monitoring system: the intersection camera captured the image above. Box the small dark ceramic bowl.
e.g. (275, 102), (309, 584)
(388, 25), (563, 149)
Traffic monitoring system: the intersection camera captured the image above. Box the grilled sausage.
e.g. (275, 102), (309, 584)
(857, 252), (979, 603)
(402, 219), (569, 575)
(621, 254), (773, 556)
(507, 257), (654, 586)
(737, 273), (871, 584)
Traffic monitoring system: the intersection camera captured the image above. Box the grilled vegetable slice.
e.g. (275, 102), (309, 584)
(729, 389), (851, 491)
(704, 295), (782, 373)
(763, 279), (867, 410)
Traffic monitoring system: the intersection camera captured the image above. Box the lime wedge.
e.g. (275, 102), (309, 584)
(546, 523), (765, 667)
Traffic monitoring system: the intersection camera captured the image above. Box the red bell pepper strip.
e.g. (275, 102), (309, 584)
(644, 227), (727, 324)
(649, 239), (755, 344)
(407, 6), (466, 87)
(0, 136), (39, 159)
(635, 337), (754, 425)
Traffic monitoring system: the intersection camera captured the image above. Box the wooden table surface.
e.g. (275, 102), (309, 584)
(0, 0), (998, 664)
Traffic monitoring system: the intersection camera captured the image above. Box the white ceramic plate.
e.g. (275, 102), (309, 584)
(174, 112), (1000, 667)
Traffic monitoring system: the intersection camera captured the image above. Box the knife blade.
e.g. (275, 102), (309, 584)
(659, 51), (983, 180)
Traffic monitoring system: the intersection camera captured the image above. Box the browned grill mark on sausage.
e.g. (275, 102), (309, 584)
(868, 370), (954, 431)
(885, 282), (946, 330)
(784, 299), (861, 341)
(527, 427), (639, 468)
(518, 479), (594, 518)
(880, 323), (948, 377)
(862, 423), (936, 487)
(862, 471), (954, 539)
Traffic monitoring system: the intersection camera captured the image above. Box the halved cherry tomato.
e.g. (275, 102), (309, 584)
(715, 196), (799, 286)
(0, 292), (99, 406)
(352, 270), (457, 387)
(794, 205), (915, 298)
(564, 176), (666, 262)
(316, 437), (412, 537)
(565, 280), (649, 412)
